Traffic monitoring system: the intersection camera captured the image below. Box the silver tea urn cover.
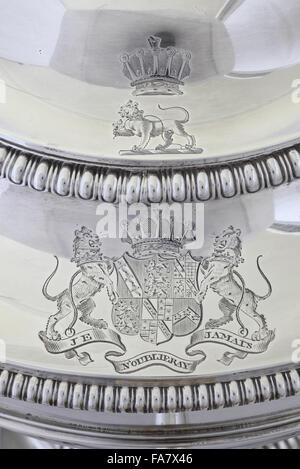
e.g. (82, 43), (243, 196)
(0, 0), (299, 450)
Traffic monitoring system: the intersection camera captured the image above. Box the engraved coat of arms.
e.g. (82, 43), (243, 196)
(112, 251), (201, 345)
(39, 226), (275, 373)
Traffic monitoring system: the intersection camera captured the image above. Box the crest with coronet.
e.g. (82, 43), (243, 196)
(121, 36), (192, 96)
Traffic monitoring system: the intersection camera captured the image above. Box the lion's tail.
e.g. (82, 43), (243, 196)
(42, 256), (60, 302)
(158, 105), (190, 124)
(256, 255), (272, 301)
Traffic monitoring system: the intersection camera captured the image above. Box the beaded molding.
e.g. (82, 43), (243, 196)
(0, 366), (299, 414)
(0, 142), (300, 203)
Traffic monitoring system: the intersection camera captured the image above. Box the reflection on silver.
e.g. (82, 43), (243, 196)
(0, 0), (300, 450)
(0, 0), (300, 163)
(271, 222), (300, 234)
(0, 179), (298, 447)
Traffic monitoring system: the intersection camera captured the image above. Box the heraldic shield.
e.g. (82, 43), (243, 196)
(112, 252), (202, 345)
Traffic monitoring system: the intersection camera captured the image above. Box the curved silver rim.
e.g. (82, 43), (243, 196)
(0, 362), (298, 414)
(0, 137), (300, 203)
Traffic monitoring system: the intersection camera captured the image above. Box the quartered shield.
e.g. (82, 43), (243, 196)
(112, 252), (202, 345)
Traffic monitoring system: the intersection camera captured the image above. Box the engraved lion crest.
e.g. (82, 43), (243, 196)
(113, 100), (203, 155)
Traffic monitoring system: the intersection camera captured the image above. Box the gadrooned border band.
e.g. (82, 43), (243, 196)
(0, 142), (300, 203)
(0, 366), (299, 414)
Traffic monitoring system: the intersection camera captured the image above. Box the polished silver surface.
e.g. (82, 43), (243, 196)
(0, 139), (300, 203)
(0, 0), (300, 166)
(0, 179), (299, 447)
(0, 179), (298, 379)
(0, 0), (300, 450)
